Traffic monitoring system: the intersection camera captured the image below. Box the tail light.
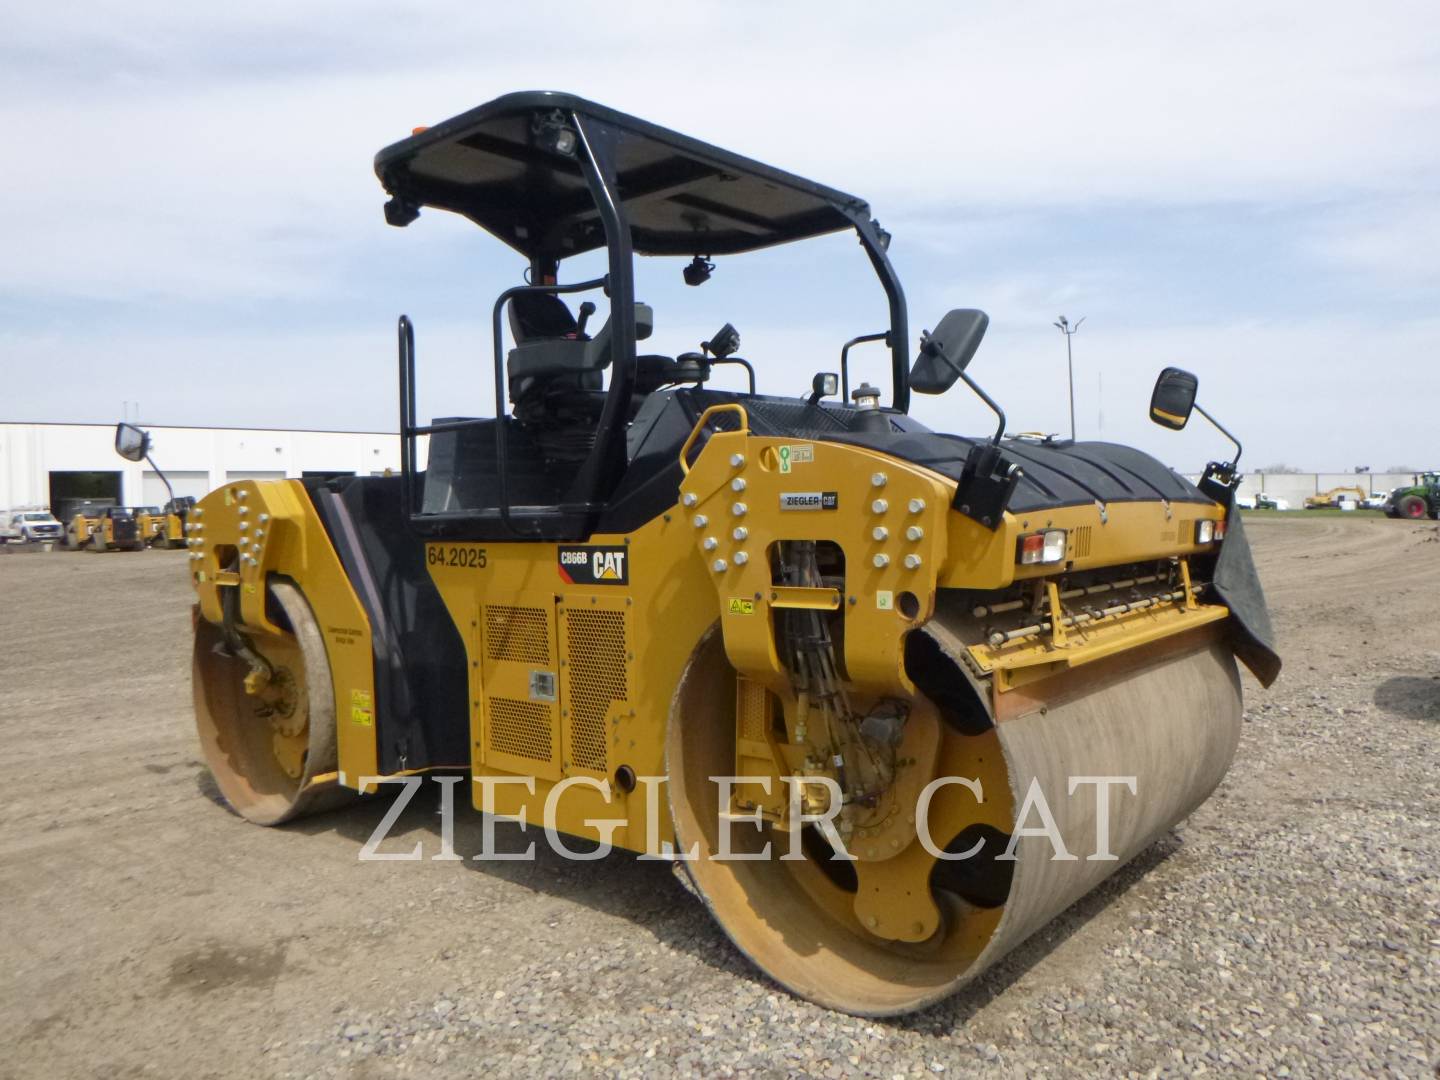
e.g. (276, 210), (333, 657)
(1018, 529), (1067, 565)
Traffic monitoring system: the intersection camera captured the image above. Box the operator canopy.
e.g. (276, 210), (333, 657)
(374, 91), (872, 259)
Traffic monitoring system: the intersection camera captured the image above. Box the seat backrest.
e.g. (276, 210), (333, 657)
(505, 302), (654, 403)
(507, 293), (577, 344)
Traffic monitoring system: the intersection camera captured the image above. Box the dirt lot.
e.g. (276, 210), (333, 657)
(1, 518), (1436, 1079)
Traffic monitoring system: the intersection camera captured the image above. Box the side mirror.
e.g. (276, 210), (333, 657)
(807, 372), (838, 404)
(910, 309), (989, 395)
(634, 302), (653, 342)
(115, 423), (150, 462)
(1149, 367), (1198, 430)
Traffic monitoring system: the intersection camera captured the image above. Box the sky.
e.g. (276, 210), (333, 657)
(4, 1), (1438, 473)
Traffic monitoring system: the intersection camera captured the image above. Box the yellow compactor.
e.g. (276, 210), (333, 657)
(137, 498), (195, 548)
(66, 504), (144, 551)
(178, 93), (1279, 1015)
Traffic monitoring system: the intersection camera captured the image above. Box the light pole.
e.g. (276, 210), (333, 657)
(1053, 315), (1085, 441)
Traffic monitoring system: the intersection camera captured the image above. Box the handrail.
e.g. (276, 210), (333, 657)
(839, 330), (888, 400)
(398, 315), (416, 520)
(397, 277), (607, 535)
(710, 356), (756, 394)
(408, 418), (492, 436)
(678, 403), (750, 476)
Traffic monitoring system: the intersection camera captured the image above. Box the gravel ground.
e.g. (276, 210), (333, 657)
(0, 516), (1436, 1078)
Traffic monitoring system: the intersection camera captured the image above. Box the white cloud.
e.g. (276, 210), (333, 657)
(1305, 196), (1440, 292)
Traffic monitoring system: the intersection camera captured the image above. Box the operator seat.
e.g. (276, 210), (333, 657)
(505, 300), (704, 464)
(506, 294), (598, 421)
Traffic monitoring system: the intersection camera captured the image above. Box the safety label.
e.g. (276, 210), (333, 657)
(777, 444), (814, 473)
(350, 688), (374, 726)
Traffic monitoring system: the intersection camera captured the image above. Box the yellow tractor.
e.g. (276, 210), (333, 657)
(182, 93), (1279, 1016)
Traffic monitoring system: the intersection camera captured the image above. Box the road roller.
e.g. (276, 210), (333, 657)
(68, 505), (144, 552)
(182, 93), (1279, 1015)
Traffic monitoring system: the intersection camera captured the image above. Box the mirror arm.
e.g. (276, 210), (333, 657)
(959, 370), (1007, 445)
(145, 454), (175, 504)
(1194, 404), (1242, 467)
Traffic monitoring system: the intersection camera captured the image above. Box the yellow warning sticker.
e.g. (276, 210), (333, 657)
(876, 590), (894, 611)
(350, 689), (373, 726)
(728, 598), (756, 616)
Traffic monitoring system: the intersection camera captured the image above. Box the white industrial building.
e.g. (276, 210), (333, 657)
(2, 420), (1421, 520)
(0, 422), (406, 516)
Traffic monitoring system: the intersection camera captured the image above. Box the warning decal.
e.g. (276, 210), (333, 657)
(777, 443), (814, 473)
(350, 689), (374, 726)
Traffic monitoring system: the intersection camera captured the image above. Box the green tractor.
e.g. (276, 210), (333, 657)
(1385, 472), (1440, 519)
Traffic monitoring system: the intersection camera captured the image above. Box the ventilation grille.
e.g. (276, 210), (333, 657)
(485, 605), (550, 664)
(564, 609), (627, 772)
(737, 678), (768, 741)
(1178, 519), (1195, 545)
(488, 697), (552, 762)
(1073, 525), (1092, 558)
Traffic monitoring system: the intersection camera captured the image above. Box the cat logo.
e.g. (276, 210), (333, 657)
(557, 544), (630, 585)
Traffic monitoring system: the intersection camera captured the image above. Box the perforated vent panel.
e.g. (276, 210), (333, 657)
(1178, 519), (1195, 545)
(485, 605), (550, 664)
(1073, 525), (1092, 559)
(563, 608), (627, 773)
(488, 697), (552, 762)
(737, 678), (768, 741)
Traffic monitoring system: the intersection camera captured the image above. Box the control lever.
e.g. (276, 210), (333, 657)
(575, 301), (597, 338)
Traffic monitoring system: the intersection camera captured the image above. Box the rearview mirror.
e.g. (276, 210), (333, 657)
(910, 309), (989, 394)
(1149, 367), (1198, 430)
(114, 423), (150, 462)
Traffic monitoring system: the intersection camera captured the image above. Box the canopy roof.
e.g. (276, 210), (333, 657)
(374, 91), (871, 260)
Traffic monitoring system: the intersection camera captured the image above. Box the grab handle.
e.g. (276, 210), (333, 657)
(678, 403), (749, 476)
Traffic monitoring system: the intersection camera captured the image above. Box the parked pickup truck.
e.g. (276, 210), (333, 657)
(2, 510), (65, 543)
